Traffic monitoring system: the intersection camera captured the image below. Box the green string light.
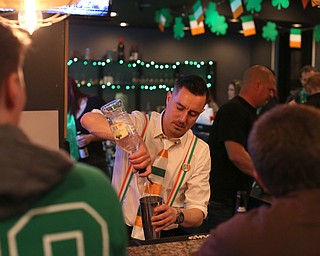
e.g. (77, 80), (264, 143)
(69, 59), (215, 92)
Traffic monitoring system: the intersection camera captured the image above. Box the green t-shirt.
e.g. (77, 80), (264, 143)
(0, 163), (127, 256)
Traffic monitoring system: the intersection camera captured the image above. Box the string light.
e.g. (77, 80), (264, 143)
(69, 58), (215, 91)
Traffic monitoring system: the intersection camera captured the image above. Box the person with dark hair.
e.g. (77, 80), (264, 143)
(0, 24), (126, 255)
(227, 80), (241, 100)
(207, 65), (276, 229)
(304, 72), (320, 109)
(286, 65), (317, 104)
(66, 77), (109, 177)
(195, 104), (320, 256)
(81, 75), (211, 240)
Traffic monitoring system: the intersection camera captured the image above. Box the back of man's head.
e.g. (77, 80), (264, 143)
(248, 105), (320, 197)
(0, 25), (30, 89)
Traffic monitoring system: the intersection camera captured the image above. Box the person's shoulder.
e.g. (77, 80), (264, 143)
(61, 162), (113, 194)
(195, 135), (210, 150)
(66, 162), (113, 189)
(217, 97), (245, 115)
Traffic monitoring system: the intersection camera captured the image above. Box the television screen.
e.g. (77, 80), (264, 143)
(44, 0), (111, 17)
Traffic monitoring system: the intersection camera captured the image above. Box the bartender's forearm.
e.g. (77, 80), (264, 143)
(80, 112), (114, 141)
(179, 208), (204, 228)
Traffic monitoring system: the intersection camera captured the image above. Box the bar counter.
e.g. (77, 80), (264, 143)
(128, 234), (209, 255)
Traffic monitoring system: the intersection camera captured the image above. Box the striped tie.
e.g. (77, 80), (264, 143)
(132, 139), (173, 240)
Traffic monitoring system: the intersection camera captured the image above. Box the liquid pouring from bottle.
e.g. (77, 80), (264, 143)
(100, 98), (147, 174)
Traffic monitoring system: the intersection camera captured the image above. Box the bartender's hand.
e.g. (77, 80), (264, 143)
(151, 205), (177, 232)
(128, 138), (152, 177)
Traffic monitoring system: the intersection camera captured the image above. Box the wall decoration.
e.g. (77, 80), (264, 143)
(205, 2), (228, 36)
(241, 15), (256, 36)
(154, 8), (173, 32)
(192, 0), (205, 23)
(158, 14), (166, 32)
(290, 28), (302, 48)
(189, 14), (205, 35)
(245, 0), (263, 13)
(150, 0), (319, 43)
(174, 17), (185, 39)
(272, 0), (290, 10)
(262, 21), (278, 41)
(229, 0), (244, 19)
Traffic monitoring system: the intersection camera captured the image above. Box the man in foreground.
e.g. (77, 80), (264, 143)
(81, 75), (211, 240)
(207, 65), (276, 228)
(0, 24), (126, 255)
(195, 104), (320, 255)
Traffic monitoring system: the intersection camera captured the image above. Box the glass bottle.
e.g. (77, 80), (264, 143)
(76, 131), (89, 159)
(100, 98), (146, 173)
(117, 37), (125, 61)
(235, 190), (248, 213)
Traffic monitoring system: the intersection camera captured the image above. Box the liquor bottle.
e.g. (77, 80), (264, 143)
(117, 37), (125, 61)
(76, 131), (89, 159)
(100, 98), (146, 173)
(235, 190), (247, 213)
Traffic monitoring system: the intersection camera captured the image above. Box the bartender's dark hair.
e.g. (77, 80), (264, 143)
(248, 105), (320, 197)
(0, 24), (30, 91)
(173, 75), (209, 102)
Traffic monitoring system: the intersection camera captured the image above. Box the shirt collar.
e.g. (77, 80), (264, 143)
(153, 110), (191, 146)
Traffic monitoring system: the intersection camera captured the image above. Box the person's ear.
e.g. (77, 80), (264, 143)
(166, 91), (172, 105)
(4, 72), (20, 109)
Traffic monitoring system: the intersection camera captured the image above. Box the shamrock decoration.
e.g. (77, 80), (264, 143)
(210, 15), (228, 35)
(173, 17), (185, 40)
(246, 0), (262, 13)
(205, 2), (228, 35)
(314, 25), (320, 42)
(262, 21), (278, 41)
(154, 8), (173, 28)
(205, 2), (218, 27)
(272, 0), (290, 10)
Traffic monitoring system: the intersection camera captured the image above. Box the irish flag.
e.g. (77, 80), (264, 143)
(193, 0), (204, 23)
(230, 0), (243, 19)
(189, 14), (205, 36)
(290, 28), (301, 48)
(241, 15), (256, 36)
(158, 14), (166, 32)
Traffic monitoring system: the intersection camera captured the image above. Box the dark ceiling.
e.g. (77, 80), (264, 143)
(103, 0), (320, 33)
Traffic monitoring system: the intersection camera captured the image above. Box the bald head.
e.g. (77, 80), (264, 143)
(240, 65), (276, 108)
(243, 65), (273, 85)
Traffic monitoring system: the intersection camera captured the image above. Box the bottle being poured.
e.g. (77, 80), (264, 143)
(100, 98), (147, 174)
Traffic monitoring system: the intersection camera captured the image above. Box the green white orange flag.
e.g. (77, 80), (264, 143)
(192, 0), (204, 24)
(241, 15), (256, 36)
(158, 14), (166, 32)
(290, 28), (301, 48)
(189, 14), (205, 36)
(230, 0), (243, 19)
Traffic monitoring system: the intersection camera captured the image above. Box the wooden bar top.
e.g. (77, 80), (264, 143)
(128, 234), (209, 256)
